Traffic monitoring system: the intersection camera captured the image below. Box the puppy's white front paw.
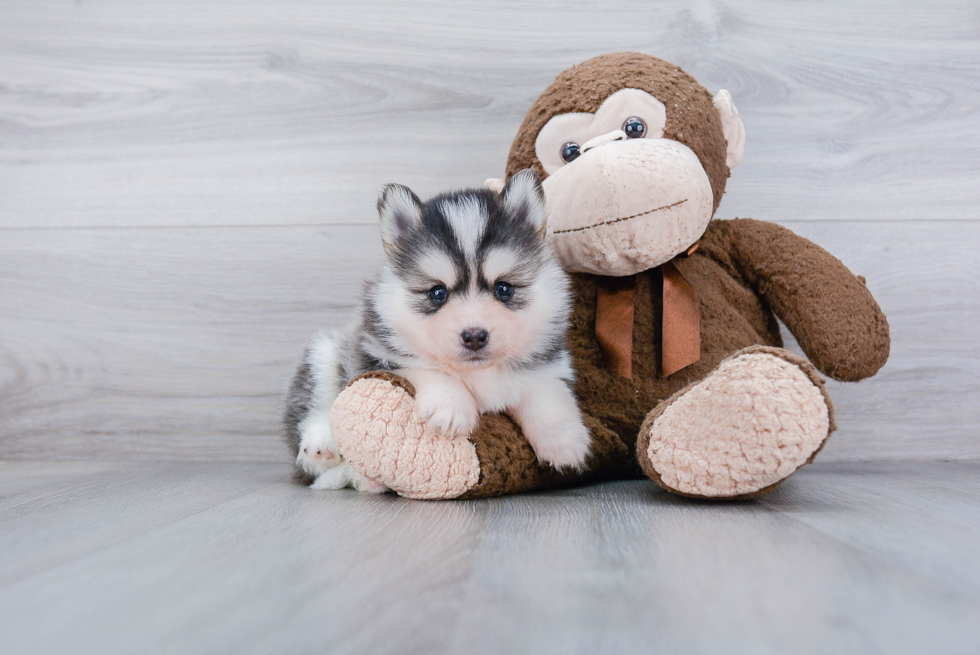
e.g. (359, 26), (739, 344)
(415, 388), (480, 438)
(297, 414), (342, 477)
(525, 418), (592, 471)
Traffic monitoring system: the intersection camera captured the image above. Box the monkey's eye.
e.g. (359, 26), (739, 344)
(494, 281), (515, 302)
(560, 142), (581, 163)
(428, 285), (448, 305)
(622, 116), (646, 139)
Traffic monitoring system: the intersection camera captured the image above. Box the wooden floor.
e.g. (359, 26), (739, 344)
(0, 460), (978, 654)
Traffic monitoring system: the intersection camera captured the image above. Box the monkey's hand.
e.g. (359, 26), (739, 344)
(706, 218), (890, 382)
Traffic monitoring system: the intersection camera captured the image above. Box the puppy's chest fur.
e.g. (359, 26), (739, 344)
(453, 366), (530, 414)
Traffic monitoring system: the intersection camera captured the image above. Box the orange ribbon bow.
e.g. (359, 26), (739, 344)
(594, 246), (701, 379)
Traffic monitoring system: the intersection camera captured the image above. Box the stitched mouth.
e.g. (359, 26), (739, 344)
(550, 199), (688, 235)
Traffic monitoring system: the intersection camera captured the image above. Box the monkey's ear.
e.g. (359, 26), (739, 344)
(502, 169), (546, 235)
(713, 90), (746, 169)
(378, 184), (422, 253)
(483, 177), (506, 193)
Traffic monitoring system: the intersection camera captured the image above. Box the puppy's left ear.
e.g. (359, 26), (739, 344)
(378, 183), (423, 253)
(502, 169), (546, 235)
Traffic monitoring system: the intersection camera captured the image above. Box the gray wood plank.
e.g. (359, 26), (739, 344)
(0, 0), (977, 229)
(449, 469), (980, 655)
(0, 223), (385, 461)
(0, 460), (285, 586)
(780, 221), (980, 461)
(1, 220), (977, 462)
(760, 461), (980, 597)
(0, 461), (977, 654)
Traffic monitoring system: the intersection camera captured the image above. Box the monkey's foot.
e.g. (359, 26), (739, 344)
(329, 372), (480, 500)
(331, 372), (631, 500)
(637, 346), (835, 499)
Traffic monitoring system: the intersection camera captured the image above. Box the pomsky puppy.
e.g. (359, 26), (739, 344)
(282, 170), (591, 492)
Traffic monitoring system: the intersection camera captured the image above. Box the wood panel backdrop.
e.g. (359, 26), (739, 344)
(1, 0), (978, 463)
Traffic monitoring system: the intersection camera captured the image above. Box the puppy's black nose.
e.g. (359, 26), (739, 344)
(461, 328), (489, 351)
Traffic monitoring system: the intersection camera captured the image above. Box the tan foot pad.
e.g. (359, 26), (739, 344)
(640, 349), (833, 498)
(330, 376), (480, 500)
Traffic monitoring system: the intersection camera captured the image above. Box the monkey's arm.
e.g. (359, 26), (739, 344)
(330, 372), (633, 499)
(703, 218), (890, 381)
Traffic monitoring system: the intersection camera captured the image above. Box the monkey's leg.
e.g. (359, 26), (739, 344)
(637, 346), (835, 499)
(330, 372), (632, 500)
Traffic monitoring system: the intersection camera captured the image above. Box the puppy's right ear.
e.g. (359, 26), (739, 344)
(378, 184), (422, 253)
(502, 169), (546, 236)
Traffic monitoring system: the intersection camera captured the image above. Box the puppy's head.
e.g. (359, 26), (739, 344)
(374, 170), (570, 372)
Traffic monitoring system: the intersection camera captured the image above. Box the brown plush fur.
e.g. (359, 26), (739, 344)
(701, 220), (891, 381)
(570, 217), (888, 454)
(474, 53), (889, 497)
(506, 52), (731, 214)
(348, 370), (417, 397)
(337, 53), (890, 499)
(458, 214), (886, 497)
(458, 414), (636, 499)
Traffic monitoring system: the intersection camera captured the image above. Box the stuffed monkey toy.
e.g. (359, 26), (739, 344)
(328, 53), (890, 500)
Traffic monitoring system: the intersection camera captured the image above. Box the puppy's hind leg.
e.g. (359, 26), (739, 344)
(289, 334), (389, 493)
(288, 332), (345, 480)
(296, 411), (343, 479)
(310, 462), (353, 490)
(309, 460), (388, 494)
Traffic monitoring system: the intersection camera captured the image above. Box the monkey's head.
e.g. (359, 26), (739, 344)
(504, 53), (745, 276)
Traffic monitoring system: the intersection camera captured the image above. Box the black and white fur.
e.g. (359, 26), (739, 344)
(282, 170), (591, 492)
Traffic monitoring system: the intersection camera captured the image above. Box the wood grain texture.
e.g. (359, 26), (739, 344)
(0, 0), (977, 228)
(1, 220), (977, 462)
(0, 460), (978, 654)
(0, 1), (977, 463)
(2, 5), (977, 652)
(0, 223), (385, 460)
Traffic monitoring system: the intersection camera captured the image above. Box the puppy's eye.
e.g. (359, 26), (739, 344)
(428, 285), (448, 305)
(560, 142), (581, 163)
(622, 116), (646, 139)
(494, 281), (515, 302)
